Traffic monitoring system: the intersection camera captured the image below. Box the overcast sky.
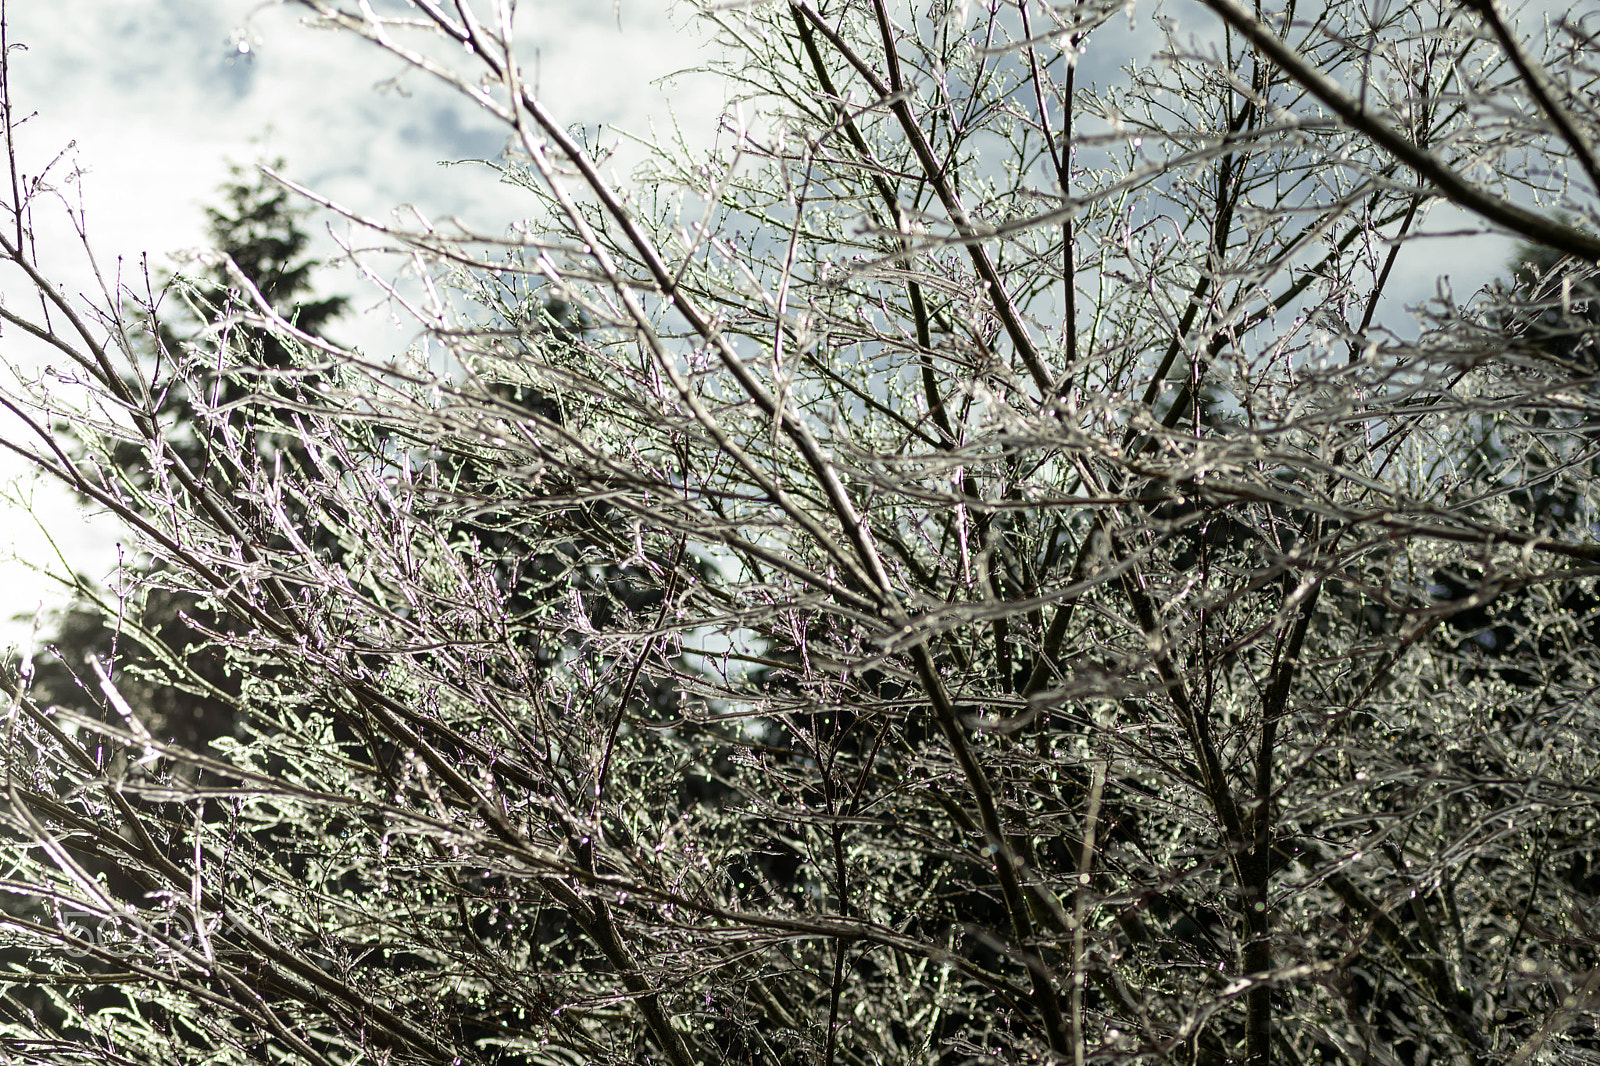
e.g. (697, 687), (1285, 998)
(0, 0), (1518, 648)
(0, 0), (732, 644)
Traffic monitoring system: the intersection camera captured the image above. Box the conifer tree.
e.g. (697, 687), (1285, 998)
(23, 164), (346, 750)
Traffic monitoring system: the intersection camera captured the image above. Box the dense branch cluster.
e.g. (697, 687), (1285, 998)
(1, 1), (1598, 1064)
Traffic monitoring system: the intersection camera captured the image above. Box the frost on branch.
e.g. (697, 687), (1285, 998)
(1, 2), (1599, 1065)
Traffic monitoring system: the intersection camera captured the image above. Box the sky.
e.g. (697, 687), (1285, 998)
(0, 0), (729, 645)
(0, 0), (1524, 649)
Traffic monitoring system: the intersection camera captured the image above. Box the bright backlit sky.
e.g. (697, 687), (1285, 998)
(0, 0), (1517, 649)
(0, 0), (728, 645)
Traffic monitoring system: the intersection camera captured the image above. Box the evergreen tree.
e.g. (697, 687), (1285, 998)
(23, 163), (347, 751)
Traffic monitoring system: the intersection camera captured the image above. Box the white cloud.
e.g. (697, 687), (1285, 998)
(0, 0), (729, 643)
(0, 0), (1549, 647)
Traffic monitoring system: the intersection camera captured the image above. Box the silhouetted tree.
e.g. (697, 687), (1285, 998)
(24, 163), (346, 750)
